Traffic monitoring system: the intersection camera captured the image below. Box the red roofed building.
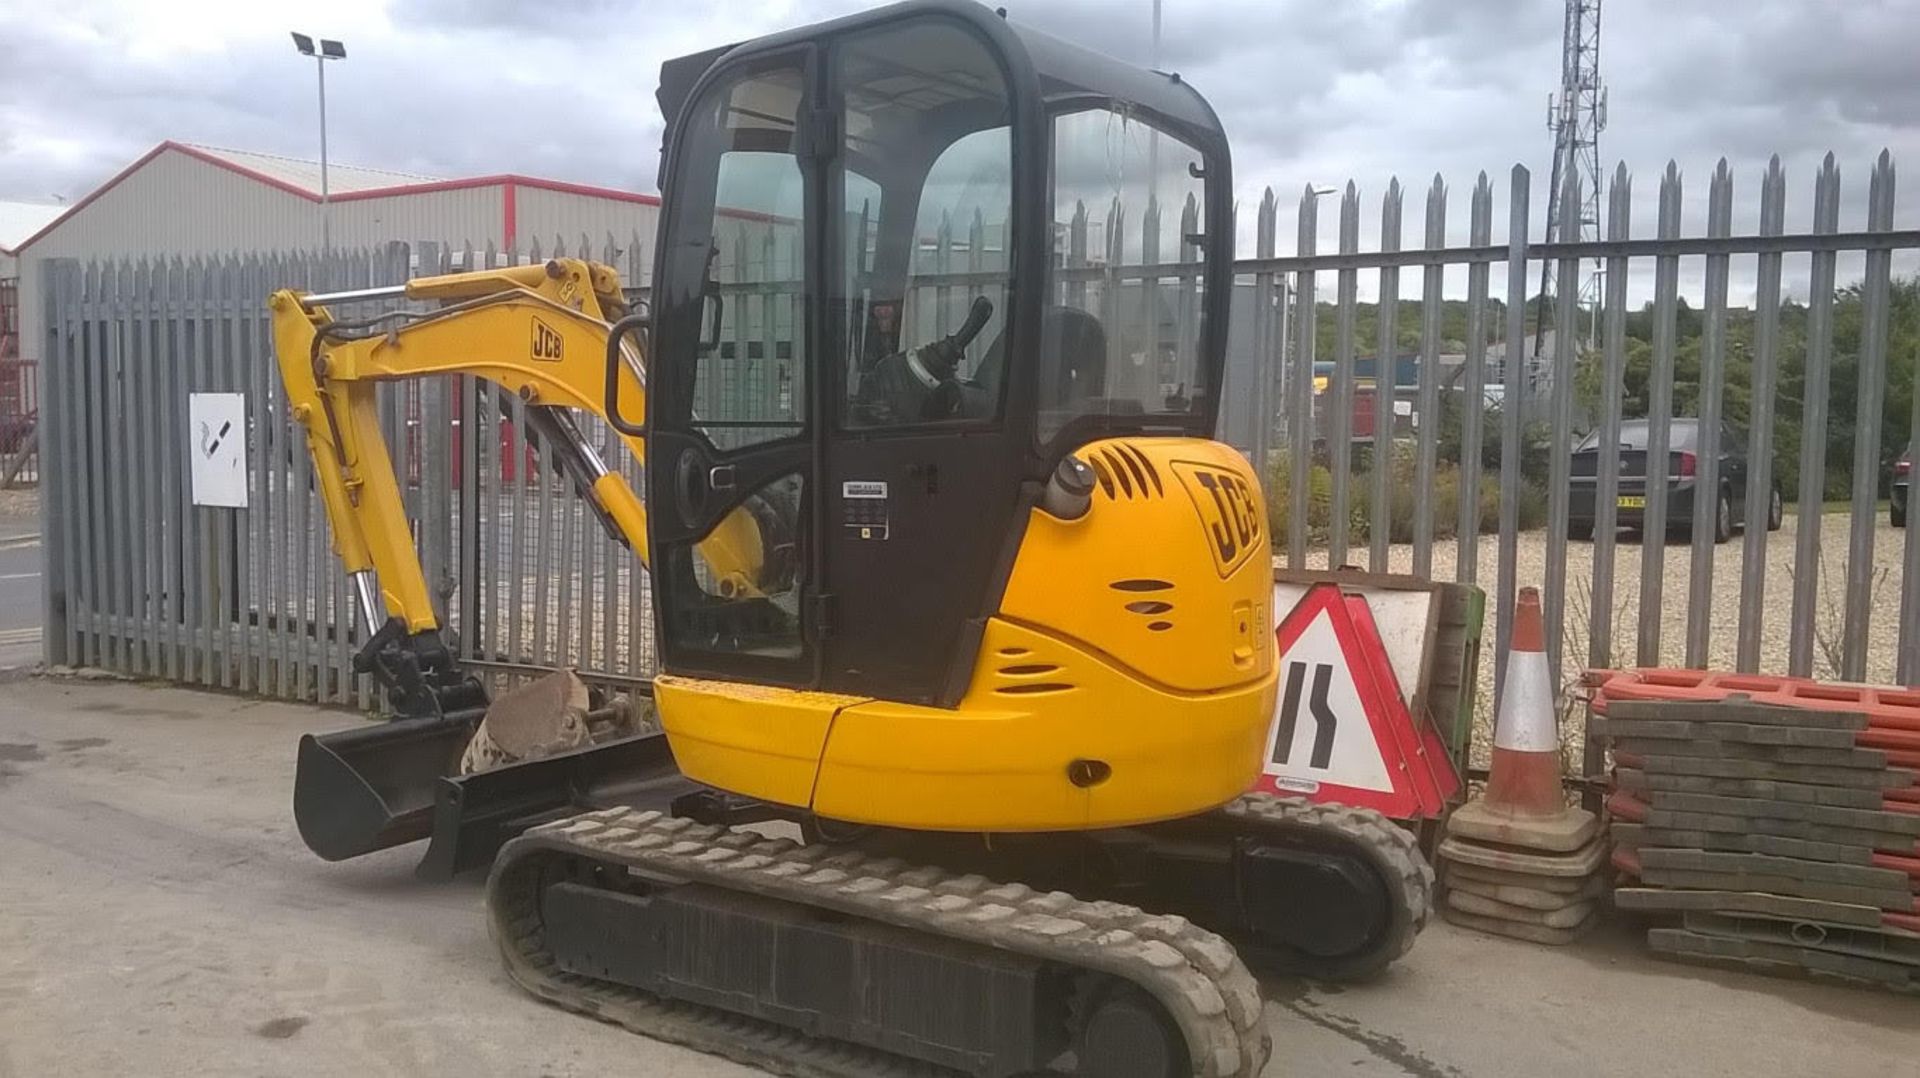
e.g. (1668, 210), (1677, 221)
(11, 141), (663, 362)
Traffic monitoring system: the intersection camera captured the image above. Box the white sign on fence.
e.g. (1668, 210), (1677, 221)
(188, 392), (248, 508)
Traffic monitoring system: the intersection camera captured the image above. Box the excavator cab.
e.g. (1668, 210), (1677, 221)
(643, 1), (1234, 704)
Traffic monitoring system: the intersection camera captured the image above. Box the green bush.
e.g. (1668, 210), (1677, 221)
(1265, 445), (1546, 546)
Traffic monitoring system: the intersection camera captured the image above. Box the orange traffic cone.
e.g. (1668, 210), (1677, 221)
(1445, 586), (1598, 853)
(1438, 586), (1605, 944)
(1485, 588), (1581, 820)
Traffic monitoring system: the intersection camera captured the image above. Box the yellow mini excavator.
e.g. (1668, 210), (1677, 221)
(274, 4), (1431, 1075)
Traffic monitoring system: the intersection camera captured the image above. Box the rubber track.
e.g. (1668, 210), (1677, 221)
(1221, 794), (1435, 980)
(488, 807), (1271, 1078)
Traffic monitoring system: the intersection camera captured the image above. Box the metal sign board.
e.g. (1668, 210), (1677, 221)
(188, 392), (248, 508)
(1254, 582), (1456, 820)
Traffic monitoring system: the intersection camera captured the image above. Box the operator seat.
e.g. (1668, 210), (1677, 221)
(970, 305), (1108, 417)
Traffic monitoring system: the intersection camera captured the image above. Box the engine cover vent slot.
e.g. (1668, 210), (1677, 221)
(994, 682), (1076, 695)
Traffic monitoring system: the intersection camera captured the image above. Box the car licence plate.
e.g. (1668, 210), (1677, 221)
(1618, 495), (1646, 509)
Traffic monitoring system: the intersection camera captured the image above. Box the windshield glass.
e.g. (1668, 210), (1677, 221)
(1042, 106), (1210, 441)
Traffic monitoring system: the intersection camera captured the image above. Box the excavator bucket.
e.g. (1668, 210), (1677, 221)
(293, 708), (486, 862)
(294, 678), (695, 879)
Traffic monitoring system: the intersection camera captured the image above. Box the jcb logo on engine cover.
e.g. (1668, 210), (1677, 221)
(1171, 461), (1263, 577)
(531, 317), (564, 362)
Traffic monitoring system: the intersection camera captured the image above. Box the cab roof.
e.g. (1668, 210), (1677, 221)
(655, 0), (1226, 157)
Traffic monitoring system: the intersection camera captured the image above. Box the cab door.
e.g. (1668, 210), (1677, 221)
(648, 53), (821, 686)
(818, 16), (1032, 705)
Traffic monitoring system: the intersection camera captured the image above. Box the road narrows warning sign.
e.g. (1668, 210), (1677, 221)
(1255, 582), (1457, 819)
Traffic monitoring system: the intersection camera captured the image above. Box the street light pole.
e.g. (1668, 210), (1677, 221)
(291, 33), (347, 250)
(317, 53), (329, 247)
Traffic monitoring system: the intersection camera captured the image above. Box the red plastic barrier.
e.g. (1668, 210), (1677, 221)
(1589, 668), (1920, 734)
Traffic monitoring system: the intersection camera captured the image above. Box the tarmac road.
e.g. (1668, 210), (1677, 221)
(0, 507), (39, 668)
(1, 676), (1915, 1077)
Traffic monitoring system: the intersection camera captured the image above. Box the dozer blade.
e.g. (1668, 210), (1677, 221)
(414, 730), (692, 879)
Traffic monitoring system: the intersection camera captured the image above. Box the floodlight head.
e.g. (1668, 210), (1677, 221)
(291, 32), (315, 55)
(320, 39), (346, 59)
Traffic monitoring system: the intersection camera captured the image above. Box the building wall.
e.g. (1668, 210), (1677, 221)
(512, 186), (659, 281)
(329, 185), (504, 251)
(16, 148), (668, 361)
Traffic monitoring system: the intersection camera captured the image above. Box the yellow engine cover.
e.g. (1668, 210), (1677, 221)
(663, 437), (1278, 833)
(817, 437), (1276, 831)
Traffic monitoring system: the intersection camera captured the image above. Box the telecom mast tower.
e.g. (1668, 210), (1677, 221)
(1536, 0), (1607, 360)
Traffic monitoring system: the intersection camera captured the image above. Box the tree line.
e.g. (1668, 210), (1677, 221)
(1302, 276), (1918, 500)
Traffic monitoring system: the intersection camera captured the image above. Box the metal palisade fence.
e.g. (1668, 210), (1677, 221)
(33, 150), (1920, 716)
(1241, 153), (1920, 698)
(36, 235), (659, 707)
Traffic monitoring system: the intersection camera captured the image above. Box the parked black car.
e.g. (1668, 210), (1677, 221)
(1569, 418), (1782, 543)
(1895, 441), (1911, 529)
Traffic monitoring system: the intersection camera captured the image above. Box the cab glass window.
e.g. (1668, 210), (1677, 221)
(835, 20), (1012, 428)
(660, 63), (808, 453)
(1044, 107), (1209, 440)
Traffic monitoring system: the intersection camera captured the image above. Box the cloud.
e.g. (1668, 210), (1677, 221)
(2, 0), (1915, 297)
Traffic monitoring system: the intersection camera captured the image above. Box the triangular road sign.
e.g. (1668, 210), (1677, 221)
(1254, 582), (1452, 819)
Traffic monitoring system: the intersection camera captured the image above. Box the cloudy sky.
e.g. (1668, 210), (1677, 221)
(3, 0), (1915, 296)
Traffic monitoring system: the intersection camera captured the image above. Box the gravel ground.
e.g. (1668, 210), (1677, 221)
(1281, 512), (1916, 768)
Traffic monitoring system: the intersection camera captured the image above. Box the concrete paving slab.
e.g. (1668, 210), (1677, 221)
(1647, 929), (1918, 993)
(1613, 737), (1890, 770)
(1592, 716), (1865, 749)
(1611, 821), (1878, 866)
(1615, 767), (1887, 809)
(1606, 698), (1872, 731)
(1613, 887), (1886, 928)
(1625, 751), (1915, 790)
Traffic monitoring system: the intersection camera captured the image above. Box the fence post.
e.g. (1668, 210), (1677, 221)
(1370, 180), (1402, 572)
(1686, 161), (1734, 668)
(1328, 183), (1360, 567)
(1412, 175), (1445, 580)
(1590, 164), (1631, 670)
(1738, 158), (1787, 673)
(1841, 151), (1894, 681)
(1287, 186), (1319, 569)
(1495, 164), (1530, 700)
(1636, 163), (1683, 668)
(1459, 175), (1493, 584)
(1789, 155), (1841, 678)
(1545, 172), (1580, 682)
(39, 260), (80, 666)
(1251, 189), (1277, 475)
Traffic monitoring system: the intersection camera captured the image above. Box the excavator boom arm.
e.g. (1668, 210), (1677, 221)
(269, 257), (762, 714)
